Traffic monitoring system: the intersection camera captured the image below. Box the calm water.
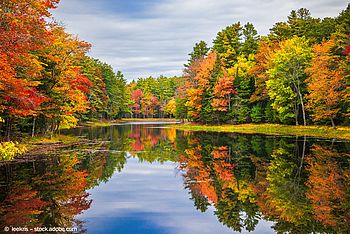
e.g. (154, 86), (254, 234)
(0, 123), (350, 233)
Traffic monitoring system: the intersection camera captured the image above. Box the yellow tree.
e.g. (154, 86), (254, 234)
(40, 25), (91, 131)
(164, 98), (177, 117)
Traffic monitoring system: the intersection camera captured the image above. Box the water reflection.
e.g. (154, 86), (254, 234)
(0, 123), (349, 233)
(0, 153), (91, 232)
(178, 133), (350, 233)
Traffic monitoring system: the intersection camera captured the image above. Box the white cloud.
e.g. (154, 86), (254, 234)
(78, 157), (275, 233)
(52, 0), (348, 81)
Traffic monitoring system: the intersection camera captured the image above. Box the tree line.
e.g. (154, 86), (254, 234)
(174, 5), (350, 128)
(1, 1), (349, 142)
(0, 0), (128, 139)
(128, 76), (179, 118)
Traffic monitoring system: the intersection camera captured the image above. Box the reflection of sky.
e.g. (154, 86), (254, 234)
(77, 157), (275, 234)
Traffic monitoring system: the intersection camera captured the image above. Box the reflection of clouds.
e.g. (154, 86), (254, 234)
(78, 158), (275, 233)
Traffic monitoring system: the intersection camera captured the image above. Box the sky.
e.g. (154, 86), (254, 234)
(52, 0), (349, 82)
(78, 157), (275, 234)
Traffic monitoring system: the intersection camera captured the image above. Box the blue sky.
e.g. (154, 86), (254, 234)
(52, 0), (349, 82)
(78, 157), (275, 234)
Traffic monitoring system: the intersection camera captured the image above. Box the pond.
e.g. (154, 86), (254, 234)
(0, 123), (350, 233)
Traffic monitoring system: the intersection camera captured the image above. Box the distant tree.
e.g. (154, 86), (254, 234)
(130, 89), (143, 118)
(269, 8), (337, 43)
(241, 23), (259, 56)
(213, 22), (242, 67)
(185, 41), (210, 68)
(212, 70), (236, 113)
(164, 98), (177, 117)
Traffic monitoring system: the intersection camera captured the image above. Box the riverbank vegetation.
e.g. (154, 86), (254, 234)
(0, 0), (129, 141)
(126, 5), (350, 130)
(0, 0), (349, 158)
(175, 123), (350, 141)
(173, 6), (350, 129)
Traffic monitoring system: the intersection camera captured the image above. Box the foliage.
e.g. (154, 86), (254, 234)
(184, 40), (210, 68)
(173, 6), (349, 127)
(0, 0), (129, 138)
(213, 22), (242, 67)
(128, 76), (178, 118)
(1, 2), (350, 139)
(0, 141), (27, 160)
(266, 36), (312, 125)
(305, 39), (345, 127)
(250, 103), (264, 123)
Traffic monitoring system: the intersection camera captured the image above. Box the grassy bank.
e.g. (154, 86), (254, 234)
(82, 118), (178, 127)
(174, 123), (350, 141)
(1, 134), (83, 161)
(81, 119), (126, 127)
(122, 118), (178, 122)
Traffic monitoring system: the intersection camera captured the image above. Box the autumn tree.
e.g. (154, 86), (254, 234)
(164, 98), (176, 117)
(39, 25), (91, 132)
(141, 94), (160, 118)
(211, 70), (235, 113)
(185, 52), (217, 121)
(0, 0), (59, 137)
(266, 36), (312, 125)
(305, 39), (345, 128)
(128, 76), (178, 118)
(177, 41), (210, 121)
(130, 89), (144, 118)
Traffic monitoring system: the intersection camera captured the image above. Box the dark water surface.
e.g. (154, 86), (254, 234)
(1, 123), (350, 233)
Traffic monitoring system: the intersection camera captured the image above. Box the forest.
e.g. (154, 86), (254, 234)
(0, 0), (349, 141)
(175, 7), (350, 127)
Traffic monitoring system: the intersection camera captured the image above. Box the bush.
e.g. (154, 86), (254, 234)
(0, 141), (27, 160)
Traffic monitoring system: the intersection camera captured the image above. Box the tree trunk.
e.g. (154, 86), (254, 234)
(31, 117), (36, 137)
(294, 101), (299, 126)
(297, 89), (306, 126)
(330, 117), (336, 129)
(292, 80), (306, 126)
(296, 136), (306, 179)
(6, 117), (11, 141)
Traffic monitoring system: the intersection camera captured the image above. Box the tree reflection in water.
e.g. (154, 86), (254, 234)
(177, 132), (350, 233)
(0, 124), (349, 233)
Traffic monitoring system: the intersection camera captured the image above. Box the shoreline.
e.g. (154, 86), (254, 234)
(81, 119), (350, 141)
(173, 123), (350, 141)
(81, 118), (178, 127)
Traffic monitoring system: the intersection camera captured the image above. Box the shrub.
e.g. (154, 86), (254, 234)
(0, 141), (27, 160)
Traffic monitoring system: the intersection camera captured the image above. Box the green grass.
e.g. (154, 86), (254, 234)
(174, 123), (350, 140)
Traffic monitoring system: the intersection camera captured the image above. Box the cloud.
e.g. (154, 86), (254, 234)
(52, 0), (348, 81)
(78, 157), (275, 234)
